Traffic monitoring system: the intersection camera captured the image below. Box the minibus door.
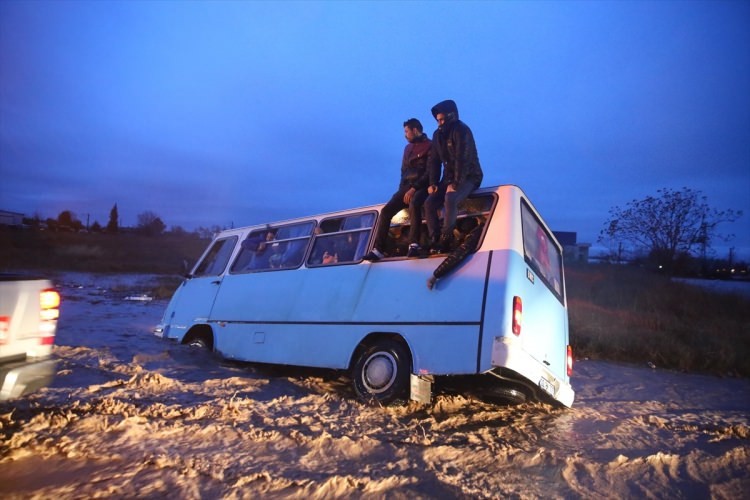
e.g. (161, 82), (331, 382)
(167, 236), (238, 334)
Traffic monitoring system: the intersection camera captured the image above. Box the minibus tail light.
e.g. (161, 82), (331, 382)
(567, 345), (573, 376)
(512, 296), (522, 336)
(0, 316), (8, 345)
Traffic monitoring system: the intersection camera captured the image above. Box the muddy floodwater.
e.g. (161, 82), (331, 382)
(1, 273), (748, 498)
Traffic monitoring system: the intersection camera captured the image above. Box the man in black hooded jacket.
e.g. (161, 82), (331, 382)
(424, 99), (483, 253)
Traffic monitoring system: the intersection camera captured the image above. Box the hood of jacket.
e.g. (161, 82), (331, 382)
(431, 99), (459, 122)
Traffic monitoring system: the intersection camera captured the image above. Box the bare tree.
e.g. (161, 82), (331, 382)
(599, 187), (742, 273)
(137, 210), (166, 236)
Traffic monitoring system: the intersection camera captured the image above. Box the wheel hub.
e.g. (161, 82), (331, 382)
(364, 353), (396, 393)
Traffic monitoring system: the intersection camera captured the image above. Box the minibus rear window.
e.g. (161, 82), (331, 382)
(521, 201), (564, 302)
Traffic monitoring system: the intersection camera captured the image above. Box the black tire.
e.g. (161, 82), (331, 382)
(187, 337), (209, 349)
(486, 386), (528, 405)
(183, 330), (213, 351)
(351, 339), (410, 404)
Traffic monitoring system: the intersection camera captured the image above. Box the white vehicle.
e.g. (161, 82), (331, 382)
(0, 274), (60, 400)
(155, 185), (574, 407)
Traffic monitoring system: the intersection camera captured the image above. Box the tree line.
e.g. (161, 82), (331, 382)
(13, 188), (745, 276)
(21, 204), (220, 239)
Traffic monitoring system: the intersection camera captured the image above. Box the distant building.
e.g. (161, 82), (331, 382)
(0, 210), (24, 227)
(553, 231), (591, 263)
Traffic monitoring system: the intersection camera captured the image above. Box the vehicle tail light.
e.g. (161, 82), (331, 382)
(40, 289), (60, 314)
(567, 345), (574, 376)
(39, 289), (60, 344)
(0, 316), (8, 345)
(512, 296), (522, 336)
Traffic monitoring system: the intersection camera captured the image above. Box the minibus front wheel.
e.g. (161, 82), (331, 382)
(351, 339), (410, 405)
(182, 325), (214, 352)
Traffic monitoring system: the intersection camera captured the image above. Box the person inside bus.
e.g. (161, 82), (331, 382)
(309, 228), (355, 265)
(320, 232), (359, 264)
(534, 226), (552, 280)
(423, 99), (484, 255)
(364, 118), (432, 261)
(308, 228), (332, 265)
(247, 229), (276, 270)
(427, 217), (484, 290)
(268, 241), (287, 269)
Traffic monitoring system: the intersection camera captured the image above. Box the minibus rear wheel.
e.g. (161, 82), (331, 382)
(352, 339), (410, 405)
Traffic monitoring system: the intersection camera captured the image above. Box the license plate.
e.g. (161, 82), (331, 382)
(538, 377), (554, 395)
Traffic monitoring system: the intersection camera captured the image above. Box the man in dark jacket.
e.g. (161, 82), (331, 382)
(424, 100), (483, 253)
(365, 118), (432, 261)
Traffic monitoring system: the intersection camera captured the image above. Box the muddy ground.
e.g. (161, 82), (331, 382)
(1, 273), (748, 498)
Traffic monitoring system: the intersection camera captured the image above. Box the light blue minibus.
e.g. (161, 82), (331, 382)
(155, 185), (575, 407)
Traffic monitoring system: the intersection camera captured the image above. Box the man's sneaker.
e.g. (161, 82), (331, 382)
(428, 237), (441, 255)
(406, 243), (421, 258)
(363, 248), (385, 261)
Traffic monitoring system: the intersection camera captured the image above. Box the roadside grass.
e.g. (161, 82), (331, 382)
(1, 229), (204, 299)
(1, 229), (207, 275)
(567, 264), (750, 377)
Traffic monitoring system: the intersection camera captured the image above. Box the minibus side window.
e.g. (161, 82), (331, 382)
(457, 194), (495, 217)
(194, 236), (238, 277)
(307, 212), (376, 266)
(231, 221), (315, 273)
(521, 202), (564, 302)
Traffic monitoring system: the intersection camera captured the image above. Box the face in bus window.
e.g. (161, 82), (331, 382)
(536, 227), (551, 278)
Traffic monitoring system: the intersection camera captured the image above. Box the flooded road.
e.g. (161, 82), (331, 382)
(1, 273), (748, 498)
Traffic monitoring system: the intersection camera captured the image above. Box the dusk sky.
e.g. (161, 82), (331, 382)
(1, 1), (748, 260)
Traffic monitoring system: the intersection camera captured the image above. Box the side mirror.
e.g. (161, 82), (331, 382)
(182, 259), (192, 278)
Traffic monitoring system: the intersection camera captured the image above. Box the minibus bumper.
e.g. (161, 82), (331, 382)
(153, 323), (167, 338)
(491, 336), (575, 407)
